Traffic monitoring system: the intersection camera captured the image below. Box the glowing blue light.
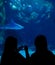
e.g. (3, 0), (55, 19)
(12, 5), (17, 9)
(19, 50), (26, 58)
(10, 2), (17, 10)
(19, 49), (35, 58)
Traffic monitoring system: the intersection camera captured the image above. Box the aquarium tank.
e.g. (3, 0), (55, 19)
(0, 0), (55, 59)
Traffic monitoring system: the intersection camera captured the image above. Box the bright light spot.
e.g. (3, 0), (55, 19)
(28, 5), (32, 8)
(10, 3), (17, 10)
(12, 5), (17, 9)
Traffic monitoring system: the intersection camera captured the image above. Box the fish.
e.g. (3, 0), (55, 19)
(0, 19), (24, 30)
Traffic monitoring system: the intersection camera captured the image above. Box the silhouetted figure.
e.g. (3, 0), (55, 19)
(24, 46), (30, 64)
(30, 35), (55, 65)
(1, 36), (26, 65)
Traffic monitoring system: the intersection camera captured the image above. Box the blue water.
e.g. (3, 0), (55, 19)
(0, 0), (55, 59)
